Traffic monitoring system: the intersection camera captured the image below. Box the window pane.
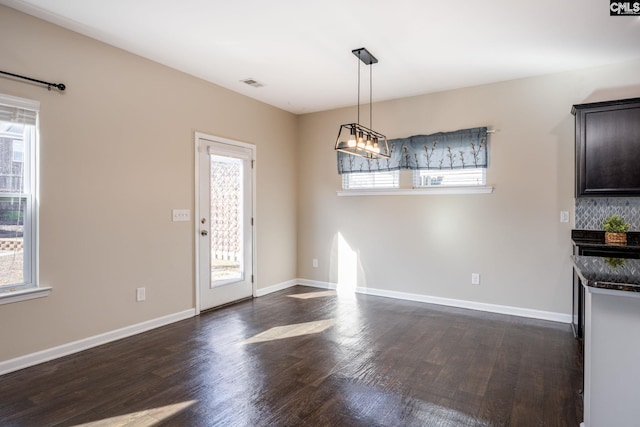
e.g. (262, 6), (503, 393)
(12, 140), (24, 163)
(0, 197), (25, 287)
(342, 171), (399, 189)
(210, 155), (244, 286)
(414, 168), (486, 187)
(0, 123), (26, 193)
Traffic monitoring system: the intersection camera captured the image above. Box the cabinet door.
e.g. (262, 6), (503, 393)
(574, 98), (640, 197)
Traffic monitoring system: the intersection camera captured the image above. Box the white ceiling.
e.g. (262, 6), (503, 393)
(2, 0), (640, 114)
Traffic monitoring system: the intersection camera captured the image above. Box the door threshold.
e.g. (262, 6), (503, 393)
(200, 296), (254, 313)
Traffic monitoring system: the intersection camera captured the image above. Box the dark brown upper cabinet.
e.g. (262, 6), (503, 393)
(573, 97), (640, 197)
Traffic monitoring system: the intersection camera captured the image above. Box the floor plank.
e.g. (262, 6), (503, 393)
(0, 286), (583, 426)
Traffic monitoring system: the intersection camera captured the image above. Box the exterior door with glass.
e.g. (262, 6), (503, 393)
(197, 135), (254, 311)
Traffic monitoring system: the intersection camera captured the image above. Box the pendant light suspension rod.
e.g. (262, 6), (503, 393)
(369, 60), (373, 129)
(351, 48), (378, 128)
(357, 50), (361, 125)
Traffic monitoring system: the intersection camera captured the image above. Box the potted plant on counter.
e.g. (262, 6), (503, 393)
(603, 215), (630, 244)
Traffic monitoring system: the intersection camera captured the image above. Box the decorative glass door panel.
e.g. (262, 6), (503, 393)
(210, 155), (244, 287)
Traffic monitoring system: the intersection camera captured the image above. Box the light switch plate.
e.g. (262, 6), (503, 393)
(471, 273), (480, 285)
(172, 209), (191, 222)
(560, 211), (569, 223)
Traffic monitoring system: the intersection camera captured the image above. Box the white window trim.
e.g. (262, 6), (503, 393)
(338, 185), (494, 196)
(0, 93), (46, 304)
(0, 286), (52, 305)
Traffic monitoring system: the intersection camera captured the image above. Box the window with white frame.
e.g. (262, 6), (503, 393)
(413, 168), (486, 187)
(342, 170), (399, 190)
(0, 94), (39, 295)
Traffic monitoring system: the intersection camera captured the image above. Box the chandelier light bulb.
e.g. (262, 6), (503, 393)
(357, 131), (365, 148)
(372, 139), (380, 153)
(365, 137), (373, 151)
(347, 127), (357, 147)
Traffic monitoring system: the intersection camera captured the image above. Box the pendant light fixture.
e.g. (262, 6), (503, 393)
(335, 48), (390, 159)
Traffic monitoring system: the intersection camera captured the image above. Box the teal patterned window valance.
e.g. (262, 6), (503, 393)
(337, 127), (488, 174)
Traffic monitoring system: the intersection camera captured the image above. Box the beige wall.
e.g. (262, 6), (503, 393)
(2, 3), (640, 365)
(297, 59), (640, 315)
(0, 6), (298, 361)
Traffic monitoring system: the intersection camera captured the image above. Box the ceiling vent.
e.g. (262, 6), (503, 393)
(241, 78), (264, 88)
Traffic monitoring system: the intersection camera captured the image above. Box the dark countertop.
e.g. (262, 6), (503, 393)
(572, 229), (640, 252)
(572, 255), (640, 294)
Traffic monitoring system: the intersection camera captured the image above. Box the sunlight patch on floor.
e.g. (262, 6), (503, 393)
(72, 400), (196, 426)
(287, 290), (337, 299)
(343, 381), (486, 426)
(407, 398), (487, 425)
(242, 319), (336, 344)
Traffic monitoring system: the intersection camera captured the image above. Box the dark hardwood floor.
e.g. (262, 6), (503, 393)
(0, 286), (583, 426)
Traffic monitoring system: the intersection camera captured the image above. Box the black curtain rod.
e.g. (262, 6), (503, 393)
(0, 70), (66, 91)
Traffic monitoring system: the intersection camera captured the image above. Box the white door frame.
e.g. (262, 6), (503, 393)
(194, 131), (257, 315)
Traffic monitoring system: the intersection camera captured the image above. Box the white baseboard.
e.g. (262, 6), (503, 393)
(2, 280), (570, 377)
(293, 279), (572, 324)
(296, 278), (336, 290)
(255, 279), (298, 297)
(0, 308), (195, 376)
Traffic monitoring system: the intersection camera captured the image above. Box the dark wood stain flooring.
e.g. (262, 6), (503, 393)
(0, 286), (583, 426)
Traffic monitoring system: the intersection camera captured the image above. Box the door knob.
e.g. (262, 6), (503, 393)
(201, 230), (208, 236)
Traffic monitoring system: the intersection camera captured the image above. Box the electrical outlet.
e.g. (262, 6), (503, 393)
(471, 273), (480, 285)
(312, 258), (318, 268)
(560, 211), (569, 223)
(172, 209), (191, 222)
(136, 287), (146, 302)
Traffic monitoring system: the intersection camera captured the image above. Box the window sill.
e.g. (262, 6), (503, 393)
(337, 186), (494, 197)
(0, 286), (52, 305)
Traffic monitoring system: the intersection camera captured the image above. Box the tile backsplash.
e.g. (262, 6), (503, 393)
(575, 198), (640, 231)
